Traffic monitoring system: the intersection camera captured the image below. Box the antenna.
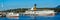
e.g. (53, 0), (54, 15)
(0, 1), (3, 11)
(2, 2), (3, 8)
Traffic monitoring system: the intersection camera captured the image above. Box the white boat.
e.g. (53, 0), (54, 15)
(6, 12), (19, 19)
(0, 12), (6, 17)
(24, 4), (56, 16)
(24, 10), (56, 16)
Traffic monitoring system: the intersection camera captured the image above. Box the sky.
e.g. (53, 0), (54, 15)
(0, 0), (60, 10)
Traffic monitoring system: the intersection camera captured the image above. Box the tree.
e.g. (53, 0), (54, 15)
(56, 5), (60, 8)
(55, 5), (60, 12)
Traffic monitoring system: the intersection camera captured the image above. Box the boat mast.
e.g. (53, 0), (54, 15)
(33, 4), (37, 11)
(33, 0), (38, 20)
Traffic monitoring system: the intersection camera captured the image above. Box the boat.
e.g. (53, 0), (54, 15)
(0, 12), (6, 17)
(6, 12), (19, 19)
(24, 4), (56, 16)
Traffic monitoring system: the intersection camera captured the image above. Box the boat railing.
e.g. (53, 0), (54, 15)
(19, 12), (56, 16)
